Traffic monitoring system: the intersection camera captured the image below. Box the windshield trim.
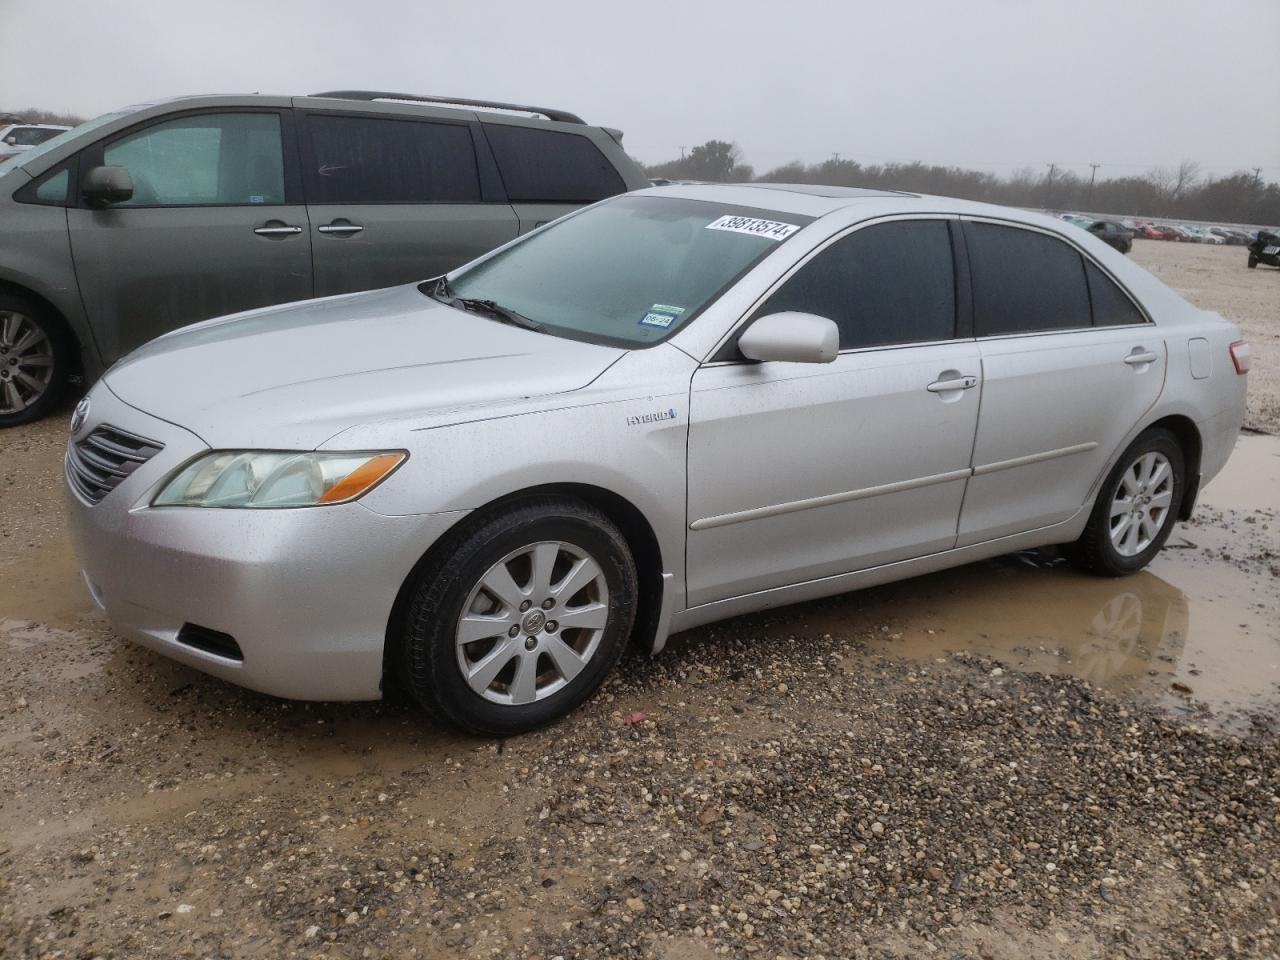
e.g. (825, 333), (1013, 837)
(420, 194), (816, 351)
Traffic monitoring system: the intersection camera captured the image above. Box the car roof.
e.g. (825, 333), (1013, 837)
(630, 181), (1072, 227)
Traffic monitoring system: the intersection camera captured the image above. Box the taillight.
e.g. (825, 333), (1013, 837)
(1229, 340), (1251, 374)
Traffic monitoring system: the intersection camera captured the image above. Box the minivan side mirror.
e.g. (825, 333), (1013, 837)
(81, 165), (134, 208)
(737, 312), (839, 364)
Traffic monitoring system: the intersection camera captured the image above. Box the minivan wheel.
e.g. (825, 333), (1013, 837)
(399, 498), (638, 735)
(0, 296), (68, 427)
(1066, 429), (1184, 577)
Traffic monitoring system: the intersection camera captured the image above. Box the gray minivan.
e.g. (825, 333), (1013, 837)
(0, 91), (648, 426)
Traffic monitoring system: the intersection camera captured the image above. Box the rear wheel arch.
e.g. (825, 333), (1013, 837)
(383, 483), (666, 690)
(0, 279), (86, 380)
(1147, 414), (1201, 519)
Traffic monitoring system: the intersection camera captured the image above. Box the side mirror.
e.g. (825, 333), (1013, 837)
(738, 312), (839, 364)
(81, 165), (134, 208)
(3, 136), (16, 145)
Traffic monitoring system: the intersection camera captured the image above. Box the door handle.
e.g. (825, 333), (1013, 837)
(1124, 349), (1159, 366)
(927, 375), (978, 393)
(318, 221), (364, 236)
(253, 223), (303, 237)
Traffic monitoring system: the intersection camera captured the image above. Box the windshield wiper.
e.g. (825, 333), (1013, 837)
(425, 275), (544, 333)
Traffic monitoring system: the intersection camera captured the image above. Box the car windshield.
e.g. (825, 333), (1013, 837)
(440, 194), (813, 347)
(0, 111), (132, 177)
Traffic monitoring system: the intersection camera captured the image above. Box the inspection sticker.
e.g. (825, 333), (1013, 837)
(705, 215), (799, 241)
(640, 303), (685, 328)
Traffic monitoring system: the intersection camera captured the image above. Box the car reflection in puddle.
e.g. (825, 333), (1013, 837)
(750, 543), (1276, 725)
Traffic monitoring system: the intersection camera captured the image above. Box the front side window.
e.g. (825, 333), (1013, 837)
(758, 220), (956, 349)
(304, 115), (481, 204)
(483, 124), (625, 203)
(101, 113), (285, 207)
(966, 222), (1091, 336)
(446, 195), (811, 346)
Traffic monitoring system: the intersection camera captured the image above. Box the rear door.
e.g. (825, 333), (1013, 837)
(67, 109), (312, 364)
(956, 219), (1165, 545)
(299, 110), (519, 296)
(686, 217), (981, 607)
(480, 121), (630, 234)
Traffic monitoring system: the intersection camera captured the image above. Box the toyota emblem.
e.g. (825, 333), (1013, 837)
(70, 396), (90, 435)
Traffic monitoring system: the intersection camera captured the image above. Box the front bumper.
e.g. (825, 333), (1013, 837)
(63, 384), (466, 701)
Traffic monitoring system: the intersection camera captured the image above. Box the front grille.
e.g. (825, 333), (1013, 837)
(65, 424), (164, 505)
(176, 623), (244, 661)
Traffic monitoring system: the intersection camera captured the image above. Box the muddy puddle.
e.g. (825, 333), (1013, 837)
(745, 432), (1279, 727)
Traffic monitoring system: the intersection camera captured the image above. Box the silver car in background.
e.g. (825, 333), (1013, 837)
(63, 184), (1250, 735)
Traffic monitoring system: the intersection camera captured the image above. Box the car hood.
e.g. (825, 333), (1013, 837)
(104, 284), (625, 449)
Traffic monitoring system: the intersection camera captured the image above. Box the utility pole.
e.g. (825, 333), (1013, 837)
(1252, 167), (1263, 185)
(1045, 163), (1057, 208)
(1088, 162), (1100, 206)
(678, 145), (686, 161)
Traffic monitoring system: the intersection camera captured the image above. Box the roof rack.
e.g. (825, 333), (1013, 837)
(307, 91), (585, 125)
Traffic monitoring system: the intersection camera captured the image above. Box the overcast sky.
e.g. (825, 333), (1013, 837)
(4, 0), (1277, 182)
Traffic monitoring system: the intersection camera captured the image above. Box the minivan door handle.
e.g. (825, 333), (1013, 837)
(1124, 349), (1159, 366)
(253, 221), (303, 238)
(317, 219), (364, 236)
(927, 374), (979, 393)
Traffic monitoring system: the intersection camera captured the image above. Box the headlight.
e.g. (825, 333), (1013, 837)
(153, 451), (406, 508)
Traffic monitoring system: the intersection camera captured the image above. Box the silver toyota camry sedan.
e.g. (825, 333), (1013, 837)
(63, 184), (1250, 734)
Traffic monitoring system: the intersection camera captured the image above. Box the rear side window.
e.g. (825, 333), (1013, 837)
(1086, 261), (1145, 326)
(304, 115), (481, 203)
(759, 220), (956, 349)
(966, 222), (1091, 335)
(102, 113), (285, 207)
(483, 124), (625, 203)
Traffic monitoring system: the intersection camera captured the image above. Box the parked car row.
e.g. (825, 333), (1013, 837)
(0, 122), (72, 162)
(1056, 211), (1268, 246)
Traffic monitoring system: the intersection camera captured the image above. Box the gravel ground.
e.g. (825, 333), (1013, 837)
(1, 241), (1278, 959)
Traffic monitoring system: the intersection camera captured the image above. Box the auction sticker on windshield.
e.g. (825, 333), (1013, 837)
(640, 303), (685, 328)
(706, 215), (800, 241)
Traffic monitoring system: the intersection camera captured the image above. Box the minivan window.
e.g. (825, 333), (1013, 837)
(0, 109), (130, 177)
(445, 195), (812, 347)
(304, 115), (481, 203)
(758, 220), (956, 349)
(102, 113), (285, 207)
(483, 124), (626, 203)
(966, 222), (1091, 336)
(1086, 261), (1145, 326)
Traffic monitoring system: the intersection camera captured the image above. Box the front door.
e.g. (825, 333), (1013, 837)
(685, 217), (981, 608)
(299, 112), (519, 297)
(67, 110), (312, 364)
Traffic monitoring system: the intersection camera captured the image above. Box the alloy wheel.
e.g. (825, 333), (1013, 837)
(455, 540), (610, 705)
(1108, 451), (1174, 557)
(0, 311), (54, 415)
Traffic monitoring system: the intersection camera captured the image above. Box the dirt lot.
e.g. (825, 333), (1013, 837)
(1, 243), (1278, 959)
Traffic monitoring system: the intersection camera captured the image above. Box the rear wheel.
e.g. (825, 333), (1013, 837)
(1066, 429), (1184, 577)
(399, 498), (638, 735)
(0, 295), (69, 428)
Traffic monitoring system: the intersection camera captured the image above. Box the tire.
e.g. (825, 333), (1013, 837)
(1066, 428), (1184, 577)
(398, 497), (638, 736)
(0, 294), (70, 428)
(1247, 256), (1258, 269)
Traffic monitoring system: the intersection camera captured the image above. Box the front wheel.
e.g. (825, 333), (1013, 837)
(398, 498), (638, 735)
(1066, 429), (1184, 577)
(1247, 255), (1258, 268)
